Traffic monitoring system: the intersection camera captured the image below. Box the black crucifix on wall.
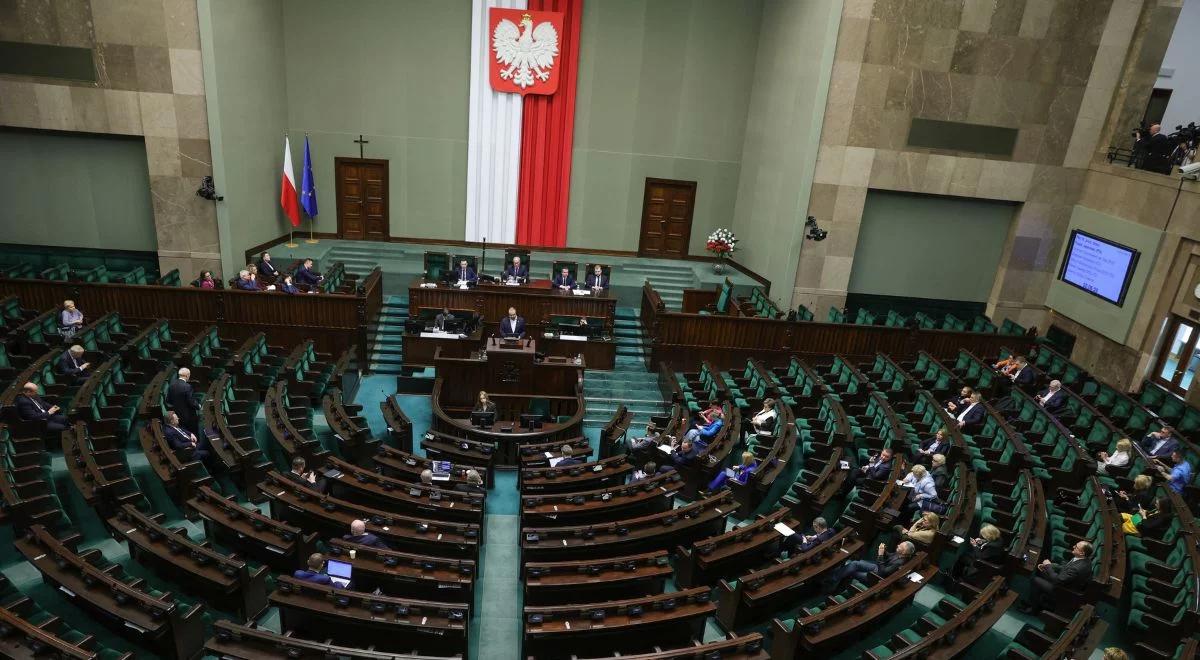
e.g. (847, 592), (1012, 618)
(354, 134), (370, 158)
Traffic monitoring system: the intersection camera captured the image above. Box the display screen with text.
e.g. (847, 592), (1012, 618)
(1058, 229), (1139, 306)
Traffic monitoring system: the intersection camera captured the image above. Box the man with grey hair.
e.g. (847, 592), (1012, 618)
(420, 469), (434, 486)
(455, 469), (486, 494)
(1036, 379), (1067, 416)
(162, 410), (212, 466)
(15, 381), (68, 432)
(235, 269), (258, 291)
(825, 540), (916, 593)
(57, 345), (91, 382)
(167, 367), (200, 434)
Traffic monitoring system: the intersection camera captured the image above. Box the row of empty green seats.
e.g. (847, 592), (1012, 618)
(824, 306), (1024, 335)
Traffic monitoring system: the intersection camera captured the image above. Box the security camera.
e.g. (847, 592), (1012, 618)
(196, 176), (223, 201)
(804, 215), (828, 241)
(1181, 162), (1200, 175)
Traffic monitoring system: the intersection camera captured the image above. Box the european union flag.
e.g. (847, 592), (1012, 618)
(301, 136), (318, 218)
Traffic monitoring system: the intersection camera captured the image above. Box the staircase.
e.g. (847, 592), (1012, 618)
(322, 242), (408, 274)
(620, 263), (696, 310)
(366, 295), (407, 375)
(584, 307), (668, 429)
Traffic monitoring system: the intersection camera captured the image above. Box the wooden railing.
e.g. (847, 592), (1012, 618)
(0, 266), (383, 373)
(641, 283), (1035, 370)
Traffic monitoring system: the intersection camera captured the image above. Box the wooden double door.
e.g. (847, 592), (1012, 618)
(335, 157), (388, 240)
(638, 178), (696, 259)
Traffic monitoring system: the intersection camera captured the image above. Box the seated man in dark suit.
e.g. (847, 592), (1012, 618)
(500, 307), (525, 339)
(586, 264), (609, 290)
(503, 256), (528, 283)
(343, 519), (390, 549)
(846, 447), (893, 489)
(167, 368), (200, 434)
(954, 393), (986, 432)
(293, 553), (333, 585)
(1141, 425), (1180, 459)
(554, 445), (583, 467)
(552, 267), (576, 290)
(285, 456), (328, 494)
(658, 439), (698, 472)
(294, 258), (324, 288)
(826, 541), (914, 593)
(454, 469), (486, 494)
(15, 382), (68, 433)
(912, 427), (950, 465)
(258, 251), (279, 279)
(781, 516), (834, 555)
(433, 307), (455, 331)
(454, 259), (477, 284)
(57, 345), (91, 383)
(1020, 540), (1094, 614)
(1009, 356), (1036, 388)
(162, 411), (212, 466)
(1035, 380), (1068, 416)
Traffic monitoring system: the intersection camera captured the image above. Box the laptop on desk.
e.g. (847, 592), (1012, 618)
(327, 559), (353, 588)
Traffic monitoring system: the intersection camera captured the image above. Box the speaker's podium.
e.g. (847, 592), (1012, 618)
(433, 339), (581, 403)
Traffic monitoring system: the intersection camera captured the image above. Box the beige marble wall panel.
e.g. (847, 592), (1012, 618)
(0, 0), (221, 278)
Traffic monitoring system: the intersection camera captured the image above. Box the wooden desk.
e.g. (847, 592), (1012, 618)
(434, 341), (582, 400)
(429, 377), (586, 468)
(409, 278), (616, 331)
(403, 327), (482, 367)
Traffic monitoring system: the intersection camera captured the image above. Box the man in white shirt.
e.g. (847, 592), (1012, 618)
(955, 392), (985, 431)
(1036, 380), (1067, 416)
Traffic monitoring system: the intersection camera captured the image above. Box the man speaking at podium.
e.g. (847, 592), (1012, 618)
(500, 307), (526, 339)
(504, 256), (528, 283)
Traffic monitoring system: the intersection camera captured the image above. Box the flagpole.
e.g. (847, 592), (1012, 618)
(303, 132), (319, 244)
(286, 228), (298, 248)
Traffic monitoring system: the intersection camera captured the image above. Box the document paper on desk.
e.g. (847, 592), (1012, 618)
(907, 572), (924, 583)
(572, 289), (592, 295)
(773, 522), (796, 537)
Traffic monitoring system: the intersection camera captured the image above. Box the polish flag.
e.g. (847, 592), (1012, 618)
(280, 135), (301, 227)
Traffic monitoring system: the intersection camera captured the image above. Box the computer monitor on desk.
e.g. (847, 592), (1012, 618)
(471, 411), (495, 428)
(520, 413), (544, 430)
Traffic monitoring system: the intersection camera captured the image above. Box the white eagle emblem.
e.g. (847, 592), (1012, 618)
(492, 13), (560, 89)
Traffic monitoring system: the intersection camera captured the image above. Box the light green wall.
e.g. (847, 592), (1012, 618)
(848, 191), (1016, 302)
(729, 0), (842, 295)
(282, 0), (471, 239)
(1045, 205), (1163, 344)
(566, 0), (762, 254)
(0, 130), (156, 252)
(200, 0), (290, 277)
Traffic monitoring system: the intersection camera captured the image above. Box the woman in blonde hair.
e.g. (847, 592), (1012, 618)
(1115, 473), (1155, 514)
(706, 451), (758, 492)
(895, 511), (940, 545)
(1097, 438), (1132, 474)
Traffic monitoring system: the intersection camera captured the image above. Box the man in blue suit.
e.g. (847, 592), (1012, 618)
(503, 256), (528, 282)
(658, 439), (699, 472)
(1142, 426), (1180, 459)
(293, 553), (334, 585)
(454, 259), (477, 284)
(294, 258), (324, 288)
(343, 519), (390, 549)
(500, 307), (525, 339)
(552, 267), (576, 290)
(586, 264), (609, 290)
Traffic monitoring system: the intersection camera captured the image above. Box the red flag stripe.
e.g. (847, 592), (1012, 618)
(514, 0), (581, 247)
(281, 136), (301, 227)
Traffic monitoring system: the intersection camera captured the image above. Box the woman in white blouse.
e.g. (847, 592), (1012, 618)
(750, 398), (778, 435)
(1097, 438), (1132, 474)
